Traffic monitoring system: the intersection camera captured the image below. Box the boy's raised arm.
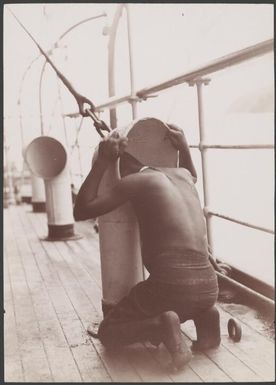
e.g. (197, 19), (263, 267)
(73, 132), (128, 221)
(166, 123), (197, 181)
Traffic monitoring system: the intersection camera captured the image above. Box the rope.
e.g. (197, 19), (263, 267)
(46, 98), (60, 135)
(70, 117), (84, 155)
(9, 7), (109, 138)
(71, 117), (85, 182)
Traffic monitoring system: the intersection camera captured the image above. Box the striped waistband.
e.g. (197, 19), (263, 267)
(151, 248), (209, 266)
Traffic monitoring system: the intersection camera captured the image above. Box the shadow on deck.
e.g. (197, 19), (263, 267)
(4, 205), (275, 382)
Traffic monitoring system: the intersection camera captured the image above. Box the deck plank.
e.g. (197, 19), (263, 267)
(5, 208), (53, 382)
(28, 210), (142, 382)
(11, 206), (84, 382)
(56, 231), (226, 382)
(52, 227), (193, 382)
(70, 344), (111, 382)
(23, 208), (111, 382)
(144, 341), (204, 382)
(67, 239), (103, 287)
(50, 224), (173, 382)
(56, 241), (103, 312)
(182, 319), (264, 382)
(188, 351), (231, 382)
(219, 305), (275, 368)
(4, 243), (25, 382)
(15, 207), (108, 381)
(122, 343), (173, 382)
(57, 249), (172, 382)
(4, 205), (275, 383)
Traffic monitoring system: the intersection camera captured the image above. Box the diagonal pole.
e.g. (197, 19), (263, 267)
(8, 7), (81, 100)
(8, 7), (110, 137)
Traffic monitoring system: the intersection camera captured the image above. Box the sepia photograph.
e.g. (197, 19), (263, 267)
(3, 2), (274, 382)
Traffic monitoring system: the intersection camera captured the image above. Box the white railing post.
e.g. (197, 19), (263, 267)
(125, 4), (137, 120)
(188, 78), (214, 255)
(107, 4), (124, 129)
(56, 75), (73, 184)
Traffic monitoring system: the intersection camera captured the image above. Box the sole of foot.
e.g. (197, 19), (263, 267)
(161, 311), (192, 370)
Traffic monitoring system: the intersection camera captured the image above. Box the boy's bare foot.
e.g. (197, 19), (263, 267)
(87, 322), (100, 338)
(160, 311), (192, 370)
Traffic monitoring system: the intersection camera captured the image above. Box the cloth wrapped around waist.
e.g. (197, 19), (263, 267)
(147, 248), (218, 294)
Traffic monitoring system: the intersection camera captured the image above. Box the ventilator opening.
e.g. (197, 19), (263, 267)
(25, 136), (67, 179)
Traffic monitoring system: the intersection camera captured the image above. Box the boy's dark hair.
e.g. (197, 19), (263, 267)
(119, 152), (144, 177)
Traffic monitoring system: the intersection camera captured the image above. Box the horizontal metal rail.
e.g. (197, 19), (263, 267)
(64, 38), (273, 116)
(190, 144), (274, 150)
(206, 209), (274, 234)
(136, 39), (273, 98)
(216, 271), (274, 307)
(48, 30), (275, 301)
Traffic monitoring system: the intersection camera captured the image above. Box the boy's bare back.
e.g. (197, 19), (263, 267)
(120, 166), (208, 262)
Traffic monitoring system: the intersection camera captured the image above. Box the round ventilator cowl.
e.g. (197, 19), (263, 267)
(25, 136), (67, 179)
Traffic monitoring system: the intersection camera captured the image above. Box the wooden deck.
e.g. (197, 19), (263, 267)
(4, 204), (275, 382)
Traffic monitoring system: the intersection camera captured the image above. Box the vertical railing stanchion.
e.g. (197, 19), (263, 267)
(39, 59), (48, 136)
(74, 117), (84, 183)
(107, 5), (124, 129)
(125, 4), (145, 280)
(57, 78), (70, 148)
(28, 58), (47, 214)
(125, 4), (137, 120)
(17, 98), (26, 188)
(56, 76), (74, 184)
(189, 78), (214, 257)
